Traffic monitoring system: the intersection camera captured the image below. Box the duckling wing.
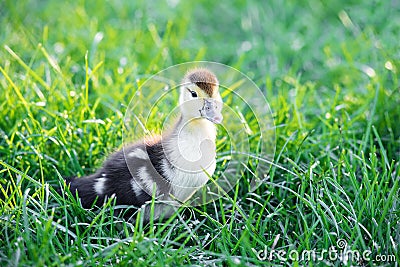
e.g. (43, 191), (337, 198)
(66, 141), (174, 207)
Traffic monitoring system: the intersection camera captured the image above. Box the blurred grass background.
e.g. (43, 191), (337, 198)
(0, 0), (399, 266)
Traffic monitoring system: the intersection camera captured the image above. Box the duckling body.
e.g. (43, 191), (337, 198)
(66, 68), (222, 221)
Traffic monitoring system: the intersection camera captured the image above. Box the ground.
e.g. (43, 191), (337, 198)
(0, 0), (399, 266)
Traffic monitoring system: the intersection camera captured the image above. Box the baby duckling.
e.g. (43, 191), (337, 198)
(66, 68), (223, 221)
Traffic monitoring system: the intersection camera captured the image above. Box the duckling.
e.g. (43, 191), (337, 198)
(65, 68), (223, 221)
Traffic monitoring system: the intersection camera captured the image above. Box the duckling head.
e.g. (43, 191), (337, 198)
(179, 68), (223, 124)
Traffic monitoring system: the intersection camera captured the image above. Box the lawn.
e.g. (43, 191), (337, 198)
(0, 0), (399, 266)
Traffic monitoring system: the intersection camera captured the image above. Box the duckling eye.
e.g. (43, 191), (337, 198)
(187, 88), (198, 98)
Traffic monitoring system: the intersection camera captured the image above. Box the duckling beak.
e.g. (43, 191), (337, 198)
(199, 98), (223, 124)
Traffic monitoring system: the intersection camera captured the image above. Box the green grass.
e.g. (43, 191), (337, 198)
(1, 0), (399, 266)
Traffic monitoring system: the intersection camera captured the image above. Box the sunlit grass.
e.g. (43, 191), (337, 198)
(1, 0), (399, 266)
